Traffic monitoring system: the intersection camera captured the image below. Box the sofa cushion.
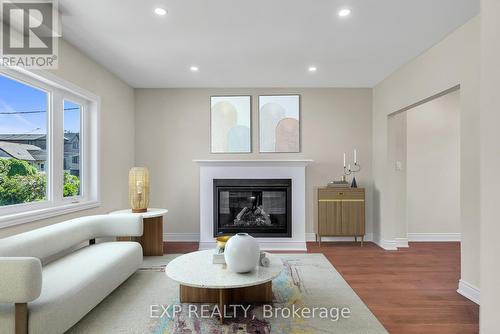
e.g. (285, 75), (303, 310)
(0, 241), (142, 334)
(0, 215), (143, 263)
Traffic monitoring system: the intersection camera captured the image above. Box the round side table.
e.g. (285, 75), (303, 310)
(110, 208), (168, 256)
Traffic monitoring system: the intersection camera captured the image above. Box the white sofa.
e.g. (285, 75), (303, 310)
(0, 214), (143, 334)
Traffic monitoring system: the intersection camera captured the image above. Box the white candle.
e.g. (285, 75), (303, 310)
(343, 153), (346, 167)
(348, 164), (351, 171)
(354, 149), (357, 164)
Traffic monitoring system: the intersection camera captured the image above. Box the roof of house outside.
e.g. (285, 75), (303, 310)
(0, 134), (46, 141)
(0, 133), (79, 162)
(0, 133), (79, 142)
(0, 141), (41, 161)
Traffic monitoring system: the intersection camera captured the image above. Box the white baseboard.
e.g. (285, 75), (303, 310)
(165, 234), (307, 251)
(395, 237), (409, 248)
(163, 233), (200, 242)
(305, 232), (373, 242)
(199, 241), (307, 251)
(370, 233), (398, 250)
(407, 233), (461, 242)
(457, 279), (480, 304)
(377, 239), (398, 250)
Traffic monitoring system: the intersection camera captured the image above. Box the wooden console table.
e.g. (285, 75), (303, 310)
(110, 208), (168, 256)
(317, 187), (365, 246)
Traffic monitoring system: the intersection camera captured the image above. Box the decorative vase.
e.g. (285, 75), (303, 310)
(224, 233), (260, 273)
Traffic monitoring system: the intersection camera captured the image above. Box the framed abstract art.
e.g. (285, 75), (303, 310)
(210, 96), (252, 153)
(259, 95), (300, 153)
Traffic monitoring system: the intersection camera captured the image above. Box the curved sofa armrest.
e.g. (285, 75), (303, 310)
(0, 257), (42, 303)
(93, 214), (143, 238)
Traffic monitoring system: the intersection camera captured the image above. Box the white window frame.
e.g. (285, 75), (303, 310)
(0, 67), (101, 228)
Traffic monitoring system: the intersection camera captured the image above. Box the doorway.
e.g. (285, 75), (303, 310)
(387, 87), (461, 243)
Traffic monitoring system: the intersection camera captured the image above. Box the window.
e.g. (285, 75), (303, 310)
(64, 100), (81, 197)
(0, 68), (100, 227)
(0, 75), (48, 206)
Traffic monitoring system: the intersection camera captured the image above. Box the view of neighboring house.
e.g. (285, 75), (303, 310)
(0, 133), (80, 176)
(63, 133), (80, 176)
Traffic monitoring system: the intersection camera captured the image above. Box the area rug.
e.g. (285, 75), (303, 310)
(67, 254), (387, 334)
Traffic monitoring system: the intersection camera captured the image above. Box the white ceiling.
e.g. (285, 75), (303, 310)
(59, 0), (479, 88)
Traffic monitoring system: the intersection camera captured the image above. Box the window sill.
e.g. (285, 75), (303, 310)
(0, 200), (101, 229)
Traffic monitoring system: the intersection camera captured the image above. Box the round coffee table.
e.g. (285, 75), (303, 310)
(165, 249), (283, 323)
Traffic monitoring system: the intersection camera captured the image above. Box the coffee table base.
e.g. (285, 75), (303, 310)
(179, 281), (273, 324)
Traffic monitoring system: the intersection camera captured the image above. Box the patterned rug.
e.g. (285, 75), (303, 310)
(67, 254), (387, 334)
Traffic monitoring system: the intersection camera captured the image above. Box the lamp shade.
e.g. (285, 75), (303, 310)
(129, 167), (150, 213)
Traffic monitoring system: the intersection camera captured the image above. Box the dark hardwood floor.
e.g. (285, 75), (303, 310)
(163, 241), (479, 334)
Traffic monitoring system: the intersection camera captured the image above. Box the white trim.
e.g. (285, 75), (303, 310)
(407, 233), (461, 242)
(305, 232), (374, 242)
(0, 200), (99, 228)
(193, 159), (313, 167)
(375, 238), (398, 250)
(457, 279), (480, 304)
(379, 239), (398, 250)
(199, 241), (307, 251)
(395, 237), (409, 248)
(164, 233), (308, 251)
(0, 67), (101, 229)
(197, 162), (308, 251)
(370, 234), (399, 250)
(10, 67), (100, 101)
(163, 233), (200, 242)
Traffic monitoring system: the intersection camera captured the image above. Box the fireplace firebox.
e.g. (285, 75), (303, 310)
(213, 179), (292, 237)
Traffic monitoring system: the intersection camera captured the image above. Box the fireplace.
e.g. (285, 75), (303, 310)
(213, 179), (292, 237)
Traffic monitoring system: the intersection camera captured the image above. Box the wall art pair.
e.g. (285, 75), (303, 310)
(210, 95), (300, 153)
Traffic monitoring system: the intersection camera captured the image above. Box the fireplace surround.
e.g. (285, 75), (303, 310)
(195, 159), (312, 250)
(213, 179), (292, 237)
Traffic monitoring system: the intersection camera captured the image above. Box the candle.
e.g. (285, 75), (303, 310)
(354, 149), (357, 164)
(343, 153), (346, 167)
(348, 164), (351, 171)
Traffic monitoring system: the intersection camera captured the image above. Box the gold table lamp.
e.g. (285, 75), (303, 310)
(129, 167), (150, 213)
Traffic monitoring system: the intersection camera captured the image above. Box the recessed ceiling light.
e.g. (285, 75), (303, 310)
(338, 8), (351, 17)
(154, 7), (167, 16)
(308, 66), (317, 72)
(190, 66), (199, 72)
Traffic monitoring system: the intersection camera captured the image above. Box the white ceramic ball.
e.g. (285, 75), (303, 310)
(224, 233), (260, 273)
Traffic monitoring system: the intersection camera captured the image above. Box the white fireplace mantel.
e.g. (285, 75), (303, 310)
(194, 159), (313, 251)
(193, 159), (313, 167)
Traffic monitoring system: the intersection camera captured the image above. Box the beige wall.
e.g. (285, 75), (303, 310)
(372, 17), (480, 287)
(480, 0), (500, 331)
(407, 90), (460, 234)
(386, 112), (407, 242)
(0, 39), (135, 238)
(134, 88), (373, 238)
